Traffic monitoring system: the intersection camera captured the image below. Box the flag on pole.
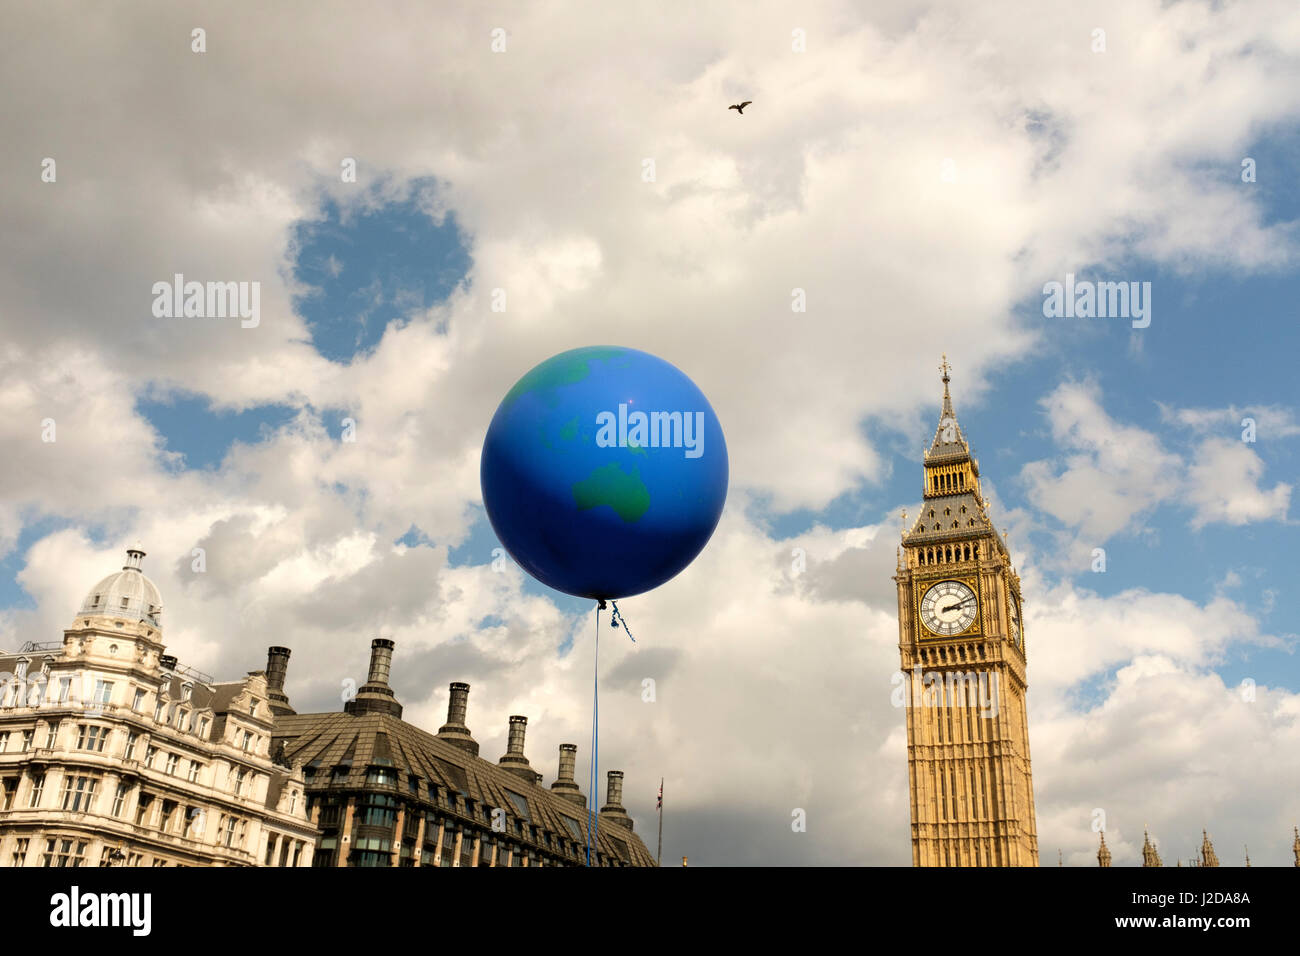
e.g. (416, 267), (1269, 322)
(657, 780), (663, 809)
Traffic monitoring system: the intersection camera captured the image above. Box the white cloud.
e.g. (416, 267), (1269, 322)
(1022, 384), (1291, 559)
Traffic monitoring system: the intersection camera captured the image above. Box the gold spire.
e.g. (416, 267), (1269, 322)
(1142, 827), (1162, 868)
(1097, 831), (1111, 867)
(1244, 845), (1250, 868)
(1292, 826), (1299, 867)
(1200, 829), (1219, 868)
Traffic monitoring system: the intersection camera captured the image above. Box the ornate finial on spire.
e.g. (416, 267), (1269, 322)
(1293, 826), (1300, 867)
(900, 509), (908, 538)
(940, 353), (951, 384)
(1097, 831), (1111, 867)
(1244, 845), (1250, 867)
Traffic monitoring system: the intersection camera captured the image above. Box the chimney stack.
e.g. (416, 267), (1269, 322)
(366, 638), (394, 686)
(265, 647), (296, 716)
(158, 654), (177, 674)
(600, 769), (634, 831)
(343, 638), (403, 718)
(550, 743), (586, 808)
(436, 682), (479, 756)
(498, 715), (536, 783)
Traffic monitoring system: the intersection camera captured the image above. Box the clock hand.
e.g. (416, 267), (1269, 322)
(941, 598), (976, 613)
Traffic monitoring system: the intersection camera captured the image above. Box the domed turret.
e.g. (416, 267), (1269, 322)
(77, 547), (163, 628)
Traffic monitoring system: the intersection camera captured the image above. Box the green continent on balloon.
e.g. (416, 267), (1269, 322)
(572, 463), (651, 522)
(502, 346), (627, 409)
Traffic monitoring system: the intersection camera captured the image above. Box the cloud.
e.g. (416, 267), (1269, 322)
(1022, 384), (1291, 559)
(1185, 437), (1292, 528)
(1020, 382), (1183, 549)
(1158, 402), (1300, 440)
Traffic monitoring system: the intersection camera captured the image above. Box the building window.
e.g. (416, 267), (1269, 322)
(111, 782), (128, 817)
(29, 773), (45, 807)
(248, 698), (258, 715)
(366, 767), (395, 786)
(154, 700), (164, 722)
(222, 816), (237, 848)
(289, 790), (298, 813)
(76, 724), (109, 752)
(92, 680), (114, 705)
(0, 732), (8, 752)
(164, 753), (179, 776)
(124, 732), (138, 760)
(160, 800), (179, 833)
(10, 838), (28, 866)
(188, 762), (202, 783)
(235, 769), (247, 796)
(144, 746), (157, 768)
(20, 730), (32, 752)
(133, 688), (147, 711)
(198, 718), (209, 737)
(42, 838), (87, 867)
(181, 683), (193, 702)
(1, 777), (17, 810)
(135, 793), (154, 827)
(61, 775), (98, 812)
(241, 731), (253, 752)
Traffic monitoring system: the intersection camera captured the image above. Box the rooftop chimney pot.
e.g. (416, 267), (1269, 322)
(600, 769), (634, 832)
(436, 682), (479, 756)
(550, 742), (586, 808)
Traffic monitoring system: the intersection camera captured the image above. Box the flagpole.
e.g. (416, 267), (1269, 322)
(656, 777), (663, 867)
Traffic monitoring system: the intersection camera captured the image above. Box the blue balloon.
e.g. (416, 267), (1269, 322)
(481, 346), (729, 600)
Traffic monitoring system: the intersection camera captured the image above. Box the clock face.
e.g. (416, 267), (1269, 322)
(1010, 593), (1022, 648)
(920, 580), (978, 636)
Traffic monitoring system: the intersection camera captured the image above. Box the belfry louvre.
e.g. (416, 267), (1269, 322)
(269, 639), (656, 867)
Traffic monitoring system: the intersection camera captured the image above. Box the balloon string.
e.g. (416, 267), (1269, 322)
(587, 601), (601, 867)
(610, 600), (636, 642)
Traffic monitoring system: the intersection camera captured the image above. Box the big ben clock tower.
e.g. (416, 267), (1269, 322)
(894, 357), (1038, 866)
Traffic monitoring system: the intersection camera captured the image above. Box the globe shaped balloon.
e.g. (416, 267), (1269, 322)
(481, 346), (728, 600)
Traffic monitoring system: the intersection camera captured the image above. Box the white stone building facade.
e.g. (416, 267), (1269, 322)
(0, 548), (317, 867)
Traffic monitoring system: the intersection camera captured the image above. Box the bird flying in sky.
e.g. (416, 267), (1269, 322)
(728, 101), (752, 114)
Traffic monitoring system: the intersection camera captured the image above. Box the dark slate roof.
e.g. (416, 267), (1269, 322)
(907, 493), (994, 543)
(274, 710), (655, 866)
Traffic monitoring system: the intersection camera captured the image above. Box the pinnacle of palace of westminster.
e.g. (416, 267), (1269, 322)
(895, 356), (1037, 867)
(0, 547), (654, 867)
